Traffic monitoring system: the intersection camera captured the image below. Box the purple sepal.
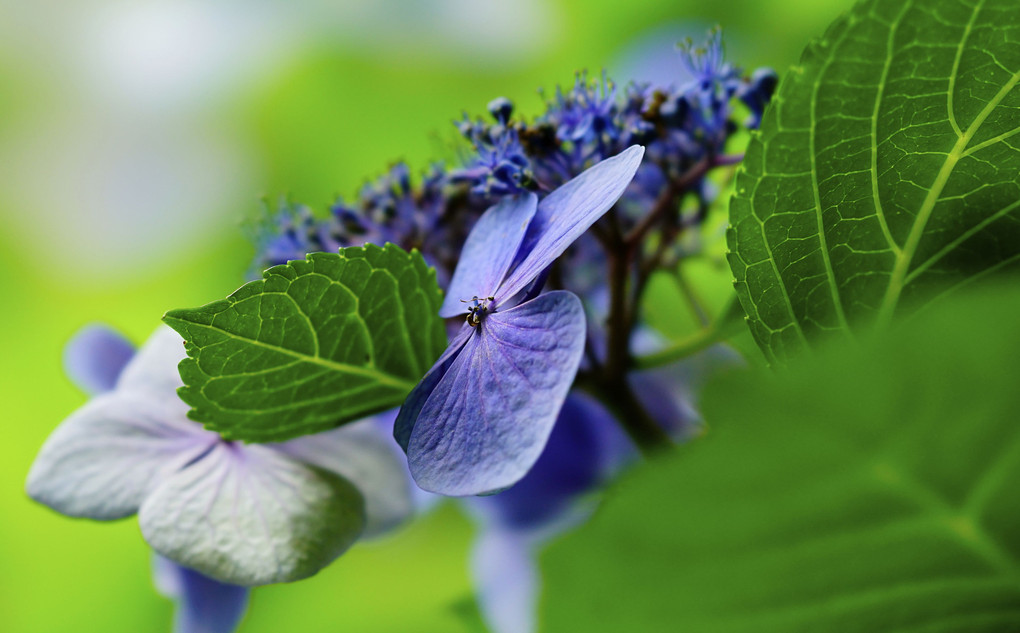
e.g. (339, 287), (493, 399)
(497, 146), (644, 304)
(394, 324), (474, 451)
(471, 391), (624, 530)
(407, 291), (586, 496)
(153, 555), (249, 633)
(63, 325), (135, 395)
(439, 193), (537, 317)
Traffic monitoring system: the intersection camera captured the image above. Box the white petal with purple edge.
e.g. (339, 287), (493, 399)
(408, 291), (586, 496)
(273, 418), (413, 538)
(439, 192), (537, 317)
(496, 145), (644, 304)
(26, 392), (215, 520)
(139, 442), (365, 586)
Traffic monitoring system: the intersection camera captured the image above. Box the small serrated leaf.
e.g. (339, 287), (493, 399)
(728, 0), (1020, 365)
(163, 243), (446, 443)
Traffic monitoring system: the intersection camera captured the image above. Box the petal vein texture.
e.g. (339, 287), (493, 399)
(407, 291), (586, 496)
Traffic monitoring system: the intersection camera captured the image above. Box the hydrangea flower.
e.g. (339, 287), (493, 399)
(56, 325), (251, 633)
(393, 145), (644, 496)
(27, 325), (413, 588)
(248, 31), (774, 310)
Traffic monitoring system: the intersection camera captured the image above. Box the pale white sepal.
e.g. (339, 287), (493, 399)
(26, 391), (215, 520)
(274, 418), (413, 538)
(116, 324), (190, 405)
(139, 442), (365, 586)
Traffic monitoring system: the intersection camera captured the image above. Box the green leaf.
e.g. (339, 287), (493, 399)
(728, 0), (1020, 365)
(540, 283), (1020, 632)
(163, 243), (446, 442)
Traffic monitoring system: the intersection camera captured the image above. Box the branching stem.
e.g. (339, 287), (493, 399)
(575, 373), (671, 454)
(591, 154), (744, 452)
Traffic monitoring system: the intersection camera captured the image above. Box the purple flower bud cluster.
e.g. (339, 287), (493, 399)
(521, 71), (643, 189)
(642, 29), (776, 178)
(450, 98), (535, 199)
(250, 162), (467, 287)
(250, 32), (777, 298)
(248, 201), (322, 274)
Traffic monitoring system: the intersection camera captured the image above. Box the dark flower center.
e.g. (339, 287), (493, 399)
(465, 295), (495, 327)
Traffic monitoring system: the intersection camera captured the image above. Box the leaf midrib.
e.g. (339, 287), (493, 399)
(181, 319), (415, 391)
(872, 460), (1020, 584)
(688, 460), (1020, 629)
(876, 0), (1020, 325)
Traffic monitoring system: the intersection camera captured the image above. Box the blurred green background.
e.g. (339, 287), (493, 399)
(0, 0), (849, 630)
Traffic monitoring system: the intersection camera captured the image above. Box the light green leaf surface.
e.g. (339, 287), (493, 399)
(728, 0), (1020, 364)
(163, 244), (446, 442)
(540, 284), (1020, 632)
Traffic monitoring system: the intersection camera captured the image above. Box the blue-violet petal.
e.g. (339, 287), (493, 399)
(63, 324), (135, 395)
(496, 145), (644, 304)
(407, 291), (586, 496)
(394, 323), (474, 451)
(153, 555), (250, 633)
(440, 193), (538, 317)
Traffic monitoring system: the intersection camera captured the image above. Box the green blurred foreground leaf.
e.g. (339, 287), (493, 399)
(540, 283), (1020, 632)
(729, 0), (1020, 365)
(164, 244), (446, 442)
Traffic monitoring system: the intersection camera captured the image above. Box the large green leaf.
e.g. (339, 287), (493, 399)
(163, 244), (446, 442)
(728, 0), (1020, 365)
(540, 283), (1020, 632)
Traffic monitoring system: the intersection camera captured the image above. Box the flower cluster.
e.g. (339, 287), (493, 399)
(397, 147), (644, 496)
(28, 324), (414, 631)
(251, 162), (470, 287)
(238, 33), (772, 630)
(27, 30), (774, 633)
(251, 31), (776, 295)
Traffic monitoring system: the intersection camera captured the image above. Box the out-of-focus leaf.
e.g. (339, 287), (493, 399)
(541, 282), (1020, 632)
(729, 0), (1020, 364)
